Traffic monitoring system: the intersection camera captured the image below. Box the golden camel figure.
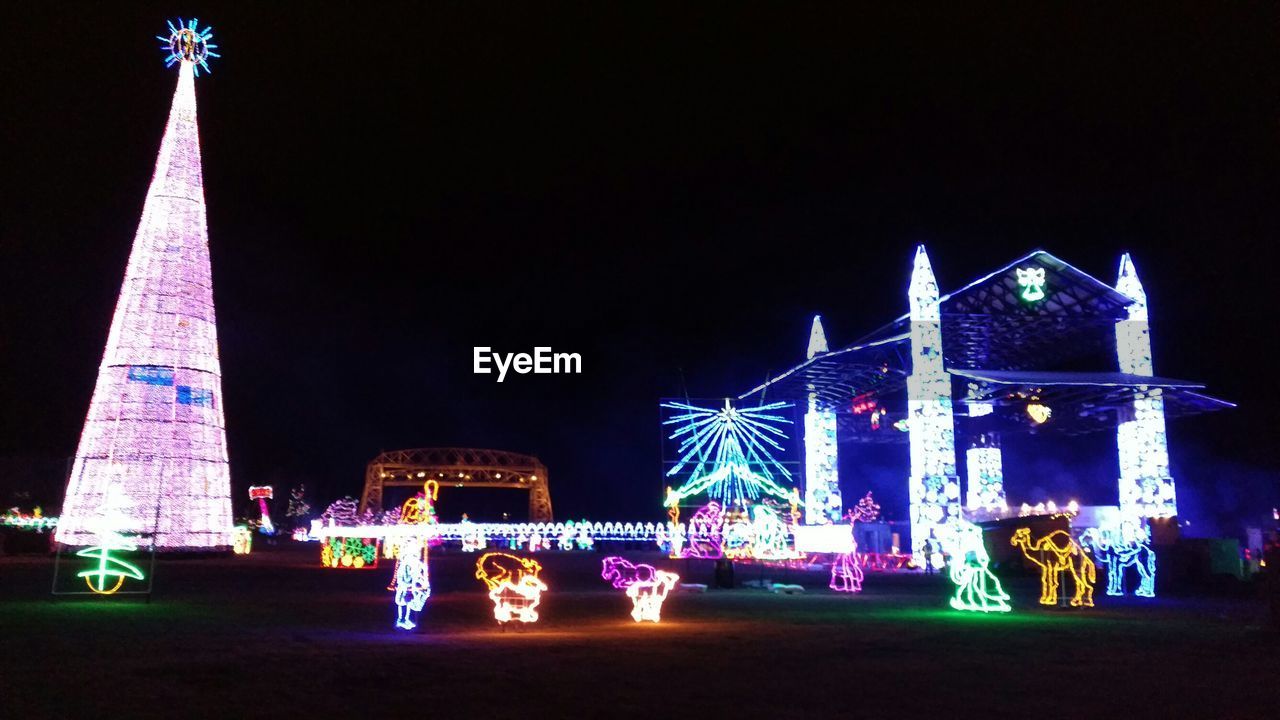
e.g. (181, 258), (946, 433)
(1010, 527), (1096, 607)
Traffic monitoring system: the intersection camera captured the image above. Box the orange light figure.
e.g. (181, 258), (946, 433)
(1011, 527), (1095, 607)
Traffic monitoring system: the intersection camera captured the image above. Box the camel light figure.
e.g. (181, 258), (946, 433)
(1011, 527), (1096, 607)
(1080, 521), (1156, 598)
(601, 557), (679, 623)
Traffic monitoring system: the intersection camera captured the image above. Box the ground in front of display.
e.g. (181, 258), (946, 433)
(0, 542), (1274, 718)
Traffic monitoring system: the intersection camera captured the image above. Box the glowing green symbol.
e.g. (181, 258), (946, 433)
(76, 541), (145, 595)
(1016, 267), (1046, 302)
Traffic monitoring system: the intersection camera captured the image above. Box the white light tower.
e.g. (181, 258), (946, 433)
(1114, 253), (1176, 517)
(906, 246), (960, 560)
(803, 315), (841, 524)
(57, 21), (232, 549)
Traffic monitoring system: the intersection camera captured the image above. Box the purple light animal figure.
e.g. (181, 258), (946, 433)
(601, 556), (680, 623)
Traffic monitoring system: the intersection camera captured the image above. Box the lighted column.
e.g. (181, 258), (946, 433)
(965, 425), (1006, 511)
(1114, 253), (1176, 517)
(906, 246), (960, 560)
(803, 315), (841, 524)
(57, 23), (232, 550)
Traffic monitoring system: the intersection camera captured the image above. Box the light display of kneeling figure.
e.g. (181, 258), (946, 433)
(938, 520), (1010, 613)
(601, 557), (680, 623)
(476, 552), (546, 625)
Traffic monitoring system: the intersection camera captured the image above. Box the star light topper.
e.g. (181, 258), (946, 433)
(157, 18), (219, 76)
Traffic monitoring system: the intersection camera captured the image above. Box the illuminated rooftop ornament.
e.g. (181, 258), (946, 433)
(1026, 403), (1052, 424)
(1016, 267), (1047, 302)
(158, 18), (219, 76)
(663, 399), (797, 509)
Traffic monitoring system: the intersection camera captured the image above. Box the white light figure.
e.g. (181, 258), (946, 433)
(905, 246), (961, 562)
(601, 557), (680, 623)
(1115, 253), (1176, 517)
(394, 536), (431, 630)
(489, 576), (548, 624)
(461, 521), (486, 552)
(750, 505), (796, 560)
(803, 315), (843, 524)
(662, 399), (798, 510)
(627, 571), (679, 623)
(58, 22), (233, 550)
(575, 525), (594, 550)
(965, 433), (1006, 512)
(558, 522), (576, 551)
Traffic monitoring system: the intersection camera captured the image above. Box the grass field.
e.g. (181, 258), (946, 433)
(0, 542), (1274, 719)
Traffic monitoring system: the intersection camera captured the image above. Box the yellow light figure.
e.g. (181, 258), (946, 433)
(1011, 527), (1096, 607)
(476, 552), (546, 625)
(1026, 403), (1052, 424)
(475, 551), (543, 590)
(788, 488), (802, 526)
(388, 480), (440, 589)
(232, 525), (253, 555)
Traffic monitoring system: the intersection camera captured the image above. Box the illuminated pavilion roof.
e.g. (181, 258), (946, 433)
(739, 250), (1233, 441)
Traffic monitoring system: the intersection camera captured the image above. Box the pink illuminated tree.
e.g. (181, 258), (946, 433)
(56, 20), (232, 550)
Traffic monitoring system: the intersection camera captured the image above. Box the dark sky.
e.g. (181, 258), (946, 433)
(2, 3), (1277, 530)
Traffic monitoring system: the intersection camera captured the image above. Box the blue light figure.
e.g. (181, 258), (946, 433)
(394, 536), (431, 629)
(1081, 520), (1157, 598)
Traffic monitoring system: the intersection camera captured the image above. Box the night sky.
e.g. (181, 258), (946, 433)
(2, 4), (1277, 531)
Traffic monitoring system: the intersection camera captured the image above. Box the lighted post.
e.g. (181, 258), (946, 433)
(803, 315), (841, 524)
(964, 414), (1006, 512)
(56, 20), (232, 550)
(1114, 253), (1176, 517)
(905, 246), (960, 562)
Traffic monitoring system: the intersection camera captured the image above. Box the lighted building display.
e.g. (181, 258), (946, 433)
(736, 247), (1231, 563)
(57, 20), (233, 550)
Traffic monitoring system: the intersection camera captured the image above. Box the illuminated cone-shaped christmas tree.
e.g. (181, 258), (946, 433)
(57, 20), (231, 550)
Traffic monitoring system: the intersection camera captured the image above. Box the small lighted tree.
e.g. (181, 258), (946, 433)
(321, 497), (359, 526)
